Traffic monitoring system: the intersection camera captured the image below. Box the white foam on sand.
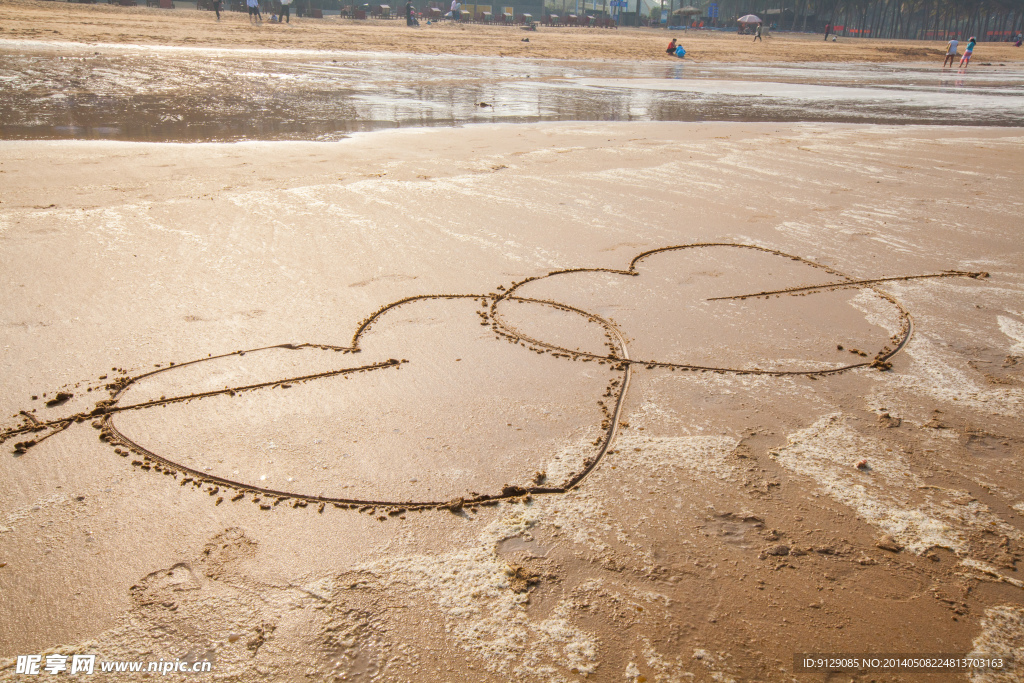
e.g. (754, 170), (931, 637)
(771, 414), (1024, 559)
(353, 508), (602, 679)
(643, 635), (739, 682)
(969, 606), (1024, 683)
(0, 509), (605, 682)
(997, 316), (1024, 356)
(543, 435), (599, 489)
(0, 436), (751, 681)
(960, 558), (1024, 590)
(613, 434), (739, 485)
(896, 335), (1024, 417)
(553, 432), (741, 560)
(772, 414), (962, 554)
(850, 289), (904, 336)
(643, 368), (815, 410)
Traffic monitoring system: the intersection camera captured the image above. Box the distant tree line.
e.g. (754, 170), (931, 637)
(656, 0), (1023, 38)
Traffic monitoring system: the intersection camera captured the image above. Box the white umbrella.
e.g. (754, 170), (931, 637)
(737, 14), (761, 22)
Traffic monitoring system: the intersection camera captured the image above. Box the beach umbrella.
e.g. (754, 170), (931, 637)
(672, 5), (701, 14)
(737, 13), (761, 22)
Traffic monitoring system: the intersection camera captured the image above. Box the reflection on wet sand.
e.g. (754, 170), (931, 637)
(2, 44), (1022, 141)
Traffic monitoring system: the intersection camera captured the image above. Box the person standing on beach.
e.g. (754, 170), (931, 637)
(943, 37), (959, 67)
(213, 0), (222, 20)
(823, 22), (831, 40)
(247, 0), (262, 22)
(405, 0), (414, 25)
(280, 0), (291, 23)
(450, 0), (460, 20)
(753, 23), (762, 41)
(959, 36), (976, 67)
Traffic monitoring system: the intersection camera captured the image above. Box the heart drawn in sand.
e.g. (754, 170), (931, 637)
(104, 294), (629, 509)
(490, 244), (919, 373)
(2, 243), (985, 512)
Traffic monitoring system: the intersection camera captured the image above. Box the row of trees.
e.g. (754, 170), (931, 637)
(647, 0), (1024, 38)
(241, 0), (1024, 33)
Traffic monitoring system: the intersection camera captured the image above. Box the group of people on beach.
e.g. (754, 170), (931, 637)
(230, 0), (291, 23)
(213, 1), (1020, 49)
(942, 36), (976, 68)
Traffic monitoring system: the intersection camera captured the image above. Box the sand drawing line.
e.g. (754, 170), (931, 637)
(0, 294), (630, 511)
(706, 271), (988, 301)
(1, 343), (375, 440)
(1, 243), (988, 514)
(101, 293), (630, 511)
(489, 243), (964, 374)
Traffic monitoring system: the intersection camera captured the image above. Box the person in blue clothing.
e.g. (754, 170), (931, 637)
(959, 36), (977, 67)
(675, 44), (686, 58)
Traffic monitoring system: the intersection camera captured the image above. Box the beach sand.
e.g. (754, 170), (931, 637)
(3, 1), (1024, 677)
(3, 0), (1024, 63)
(1, 122), (1023, 681)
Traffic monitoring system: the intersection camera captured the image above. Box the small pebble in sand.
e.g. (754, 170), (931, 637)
(875, 534), (903, 552)
(855, 459), (869, 469)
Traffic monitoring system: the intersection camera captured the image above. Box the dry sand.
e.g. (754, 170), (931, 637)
(1, 122), (1023, 681)
(3, 0), (1024, 63)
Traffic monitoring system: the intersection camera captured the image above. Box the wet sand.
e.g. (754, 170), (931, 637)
(3, 42), (1023, 142)
(1, 123), (1023, 681)
(4, 0), (1024, 64)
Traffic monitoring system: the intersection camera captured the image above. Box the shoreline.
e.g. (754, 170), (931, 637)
(3, 35), (1016, 70)
(1, 119), (1021, 145)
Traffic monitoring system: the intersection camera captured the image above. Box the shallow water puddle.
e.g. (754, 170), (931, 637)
(2, 42), (1022, 141)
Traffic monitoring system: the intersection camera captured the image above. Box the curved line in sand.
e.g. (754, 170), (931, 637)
(100, 294), (630, 510)
(3, 243), (986, 513)
(495, 242), (919, 375)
